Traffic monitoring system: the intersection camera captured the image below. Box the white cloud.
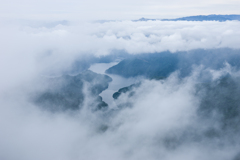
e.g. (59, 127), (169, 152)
(0, 16), (240, 160)
(0, 20), (240, 90)
(89, 20), (240, 54)
(1, 67), (240, 160)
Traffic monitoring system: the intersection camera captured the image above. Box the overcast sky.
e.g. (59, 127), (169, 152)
(0, 0), (240, 21)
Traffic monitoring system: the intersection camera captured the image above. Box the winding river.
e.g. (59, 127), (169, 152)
(89, 62), (137, 108)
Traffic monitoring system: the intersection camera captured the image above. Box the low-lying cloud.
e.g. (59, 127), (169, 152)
(1, 20), (240, 78)
(1, 66), (240, 160)
(1, 19), (240, 160)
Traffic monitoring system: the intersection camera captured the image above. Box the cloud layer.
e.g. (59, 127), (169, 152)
(1, 20), (240, 90)
(1, 66), (240, 160)
(0, 19), (240, 160)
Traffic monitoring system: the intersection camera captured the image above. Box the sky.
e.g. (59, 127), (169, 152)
(0, 0), (240, 21)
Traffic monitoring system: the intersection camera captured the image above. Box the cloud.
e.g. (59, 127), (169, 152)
(0, 20), (238, 76)
(1, 66), (240, 160)
(0, 20), (239, 92)
(89, 20), (240, 54)
(0, 18), (240, 160)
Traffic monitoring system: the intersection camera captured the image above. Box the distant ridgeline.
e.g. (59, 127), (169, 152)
(134, 14), (240, 22)
(106, 48), (240, 79)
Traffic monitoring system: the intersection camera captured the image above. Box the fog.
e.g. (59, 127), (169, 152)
(1, 66), (240, 160)
(1, 18), (240, 160)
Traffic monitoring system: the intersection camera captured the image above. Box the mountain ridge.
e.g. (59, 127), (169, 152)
(134, 14), (240, 22)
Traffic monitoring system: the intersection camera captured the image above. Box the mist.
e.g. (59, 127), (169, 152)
(1, 65), (240, 160)
(1, 8), (240, 160)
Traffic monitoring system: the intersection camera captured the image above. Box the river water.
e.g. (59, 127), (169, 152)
(89, 62), (137, 108)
